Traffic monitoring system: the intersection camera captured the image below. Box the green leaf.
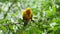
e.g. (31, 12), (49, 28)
(0, 26), (7, 32)
(45, 10), (52, 17)
(10, 13), (15, 17)
(52, 5), (56, 14)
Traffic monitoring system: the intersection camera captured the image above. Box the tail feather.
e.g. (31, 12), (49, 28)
(24, 21), (27, 26)
(23, 20), (28, 26)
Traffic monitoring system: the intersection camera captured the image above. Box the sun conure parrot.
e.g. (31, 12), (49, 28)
(22, 7), (33, 26)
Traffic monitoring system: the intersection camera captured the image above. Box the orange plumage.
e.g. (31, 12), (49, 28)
(22, 7), (32, 26)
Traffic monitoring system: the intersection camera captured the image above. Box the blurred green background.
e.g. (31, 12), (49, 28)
(0, 0), (60, 34)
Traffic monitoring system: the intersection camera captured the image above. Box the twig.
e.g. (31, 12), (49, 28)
(3, 0), (16, 19)
(0, 23), (22, 27)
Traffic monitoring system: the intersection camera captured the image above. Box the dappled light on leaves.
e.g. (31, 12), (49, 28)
(0, 0), (60, 34)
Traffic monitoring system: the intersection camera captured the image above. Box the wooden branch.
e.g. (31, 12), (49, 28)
(3, 0), (16, 19)
(0, 23), (23, 27)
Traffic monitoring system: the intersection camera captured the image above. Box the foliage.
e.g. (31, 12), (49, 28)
(0, 0), (60, 34)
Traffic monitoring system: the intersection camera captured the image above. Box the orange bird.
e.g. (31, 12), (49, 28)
(22, 7), (33, 26)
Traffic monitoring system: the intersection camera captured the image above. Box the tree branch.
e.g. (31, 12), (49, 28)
(0, 22), (23, 27)
(3, 0), (16, 19)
